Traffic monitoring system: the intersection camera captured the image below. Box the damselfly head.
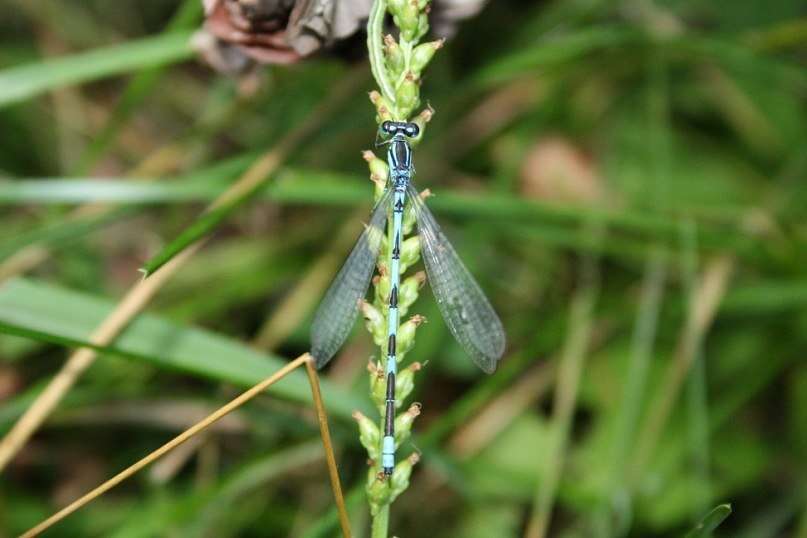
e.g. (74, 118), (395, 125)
(379, 121), (420, 139)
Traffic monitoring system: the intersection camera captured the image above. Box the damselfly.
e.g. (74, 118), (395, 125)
(310, 121), (505, 475)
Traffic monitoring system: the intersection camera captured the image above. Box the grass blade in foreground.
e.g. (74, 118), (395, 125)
(0, 277), (364, 420)
(141, 66), (363, 276)
(0, 32), (195, 108)
(684, 504), (732, 537)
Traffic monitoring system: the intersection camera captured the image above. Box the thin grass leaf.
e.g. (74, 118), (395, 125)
(0, 277), (366, 420)
(184, 440), (325, 536)
(0, 207), (134, 261)
(0, 382), (96, 433)
(75, 0), (204, 173)
(0, 31), (194, 108)
(300, 484), (366, 538)
(420, 338), (546, 446)
(722, 279), (807, 314)
(0, 169), (762, 257)
(473, 26), (639, 85)
(140, 177), (270, 276)
(682, 221), (713, 516)
(684, 504), (732, 538)
(141, 65), (365, 277)
(673, 35), (807, 90)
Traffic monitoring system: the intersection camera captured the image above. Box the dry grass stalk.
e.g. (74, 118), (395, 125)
(304, 356), (353, 538)
(630, 254), (734, 479)
(19, 354), (310, 538)
(448, 362), (554, 458)
(0, 242), (203, 470)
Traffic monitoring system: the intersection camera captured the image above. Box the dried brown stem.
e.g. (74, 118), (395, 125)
(0, 242), (203, 470)
(19, 354), (310, 538)
(630, 254), (734, 480)
(305, 356), (353, 538)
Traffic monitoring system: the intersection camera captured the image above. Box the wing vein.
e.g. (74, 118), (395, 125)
(310, 189), (391, 367)
(408, 185), (505, 373)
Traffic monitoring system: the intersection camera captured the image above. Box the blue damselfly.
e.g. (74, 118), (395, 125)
(310, 121), (505, 475)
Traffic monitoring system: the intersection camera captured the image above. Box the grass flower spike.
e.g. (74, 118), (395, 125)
(311, 1), (503, 535)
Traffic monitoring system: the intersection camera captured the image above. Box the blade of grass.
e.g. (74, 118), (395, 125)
(745, 17), (807, 51)
(630, 254), (734, 483)
(0, 244), (48, 283)
(419, 345), (542, 447)
(141, 68), (364, 276)
(0, 381), (98, 434)
(421, 316), (610, 450)
(592, 248), (667, 536)
(474, 20), (807, 92)
(447, 361), (554, 458)
(0, 277), (364, 419)
(674, 35), (807, 90)
(684, 504), (732, 538)
(74, 0), (204, 174)
(185, 439), (325, 535)
(682, 220), (713, 519)
(0, 206), (134, 266)
(524, 224), (602, 538)
(722, 279), (807, 314)
(473, 26), (639, 86)
(0, 31), (195, 108)
(0, 129), (251, 281)
(0, 170), (763, 259)
(300, 484), (366, 538)
(0, 240), (204, 471)
(593, 52), (672, 536)
(699, 64), (782, 157)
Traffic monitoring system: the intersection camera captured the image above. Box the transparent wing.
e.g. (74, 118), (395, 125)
(408, 184), (505, 373)
(310, 189), (391, 368)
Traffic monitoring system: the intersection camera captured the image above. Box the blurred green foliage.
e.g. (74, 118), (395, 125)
(0, 0), (806, 537)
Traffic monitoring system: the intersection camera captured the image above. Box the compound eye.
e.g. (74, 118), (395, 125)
(405, 124), (420, 138)
(381, 121), (395, 134)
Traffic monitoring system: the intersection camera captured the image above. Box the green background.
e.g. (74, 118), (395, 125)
(1, 0), (806, 536)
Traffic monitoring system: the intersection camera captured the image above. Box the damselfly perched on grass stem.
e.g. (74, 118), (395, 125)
(310, 120), (506, 475)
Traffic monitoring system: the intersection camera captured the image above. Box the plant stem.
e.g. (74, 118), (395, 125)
(304, 357), (353, 538)
(367, 0), (395, 104)
(372, 505), (389, 538)
(361, 0), (434, 533)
